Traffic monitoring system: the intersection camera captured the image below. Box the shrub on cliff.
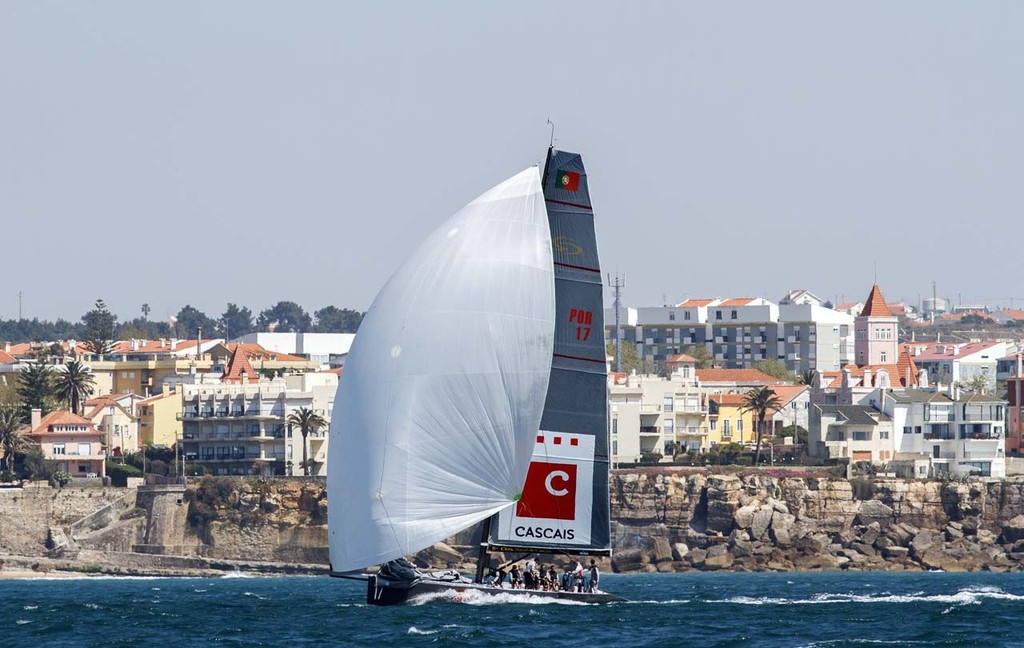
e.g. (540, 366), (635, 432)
(186, 476), (236, 530)
(106, 462), (142, 487)
(850, 477), (876, 501)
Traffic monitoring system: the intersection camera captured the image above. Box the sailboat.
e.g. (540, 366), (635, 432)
(327, 146), (622, 605)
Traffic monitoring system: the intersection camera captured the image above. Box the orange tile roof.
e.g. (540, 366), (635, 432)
(718, 298), (756, 307)
(0, 350), (15, 364)
(696, 368), (787, 384)
(767, 385), (809, 411)
(667, 353), (697, 364)
(225, 343), (309, 363)
(223, 347), (259, 383)
(1002, 309), (1024, 321)
(6, 342), (34, 356)
(835, 302), (861, 310)
(709, 394), (747, 406)
(676, 299), (716, 307)
(827, 358), (918, 388)
(137, 390), (180, 405)
(860, 284), (893, 317)
(30, 410), (98, 436)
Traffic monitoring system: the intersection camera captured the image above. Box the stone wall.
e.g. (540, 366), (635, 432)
(0, 485), (127, 557)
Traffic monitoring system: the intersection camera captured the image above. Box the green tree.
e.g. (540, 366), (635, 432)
(605, 342), (656, 375)
(175, 305), (219, 339)
(313, 306), (364, 333)
(258, 301), (312, 333)
(958, 374), (993, 394)
(752, 359), (797, 383)
(17, 363), (56, 417)
(0, 408), (27, 473)
(798, 370), (816, 386)
(82, 299), (117, 355)
(141, 303), (151, 320)
(683, 345), (713, 369)
(285, 407), (327, 476)
(219, 303), (255, 339)
(740, 386), (782, 466)
(54, 359), (96, 415)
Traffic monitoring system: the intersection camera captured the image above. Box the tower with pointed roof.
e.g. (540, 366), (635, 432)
(855, 284), (898, 366)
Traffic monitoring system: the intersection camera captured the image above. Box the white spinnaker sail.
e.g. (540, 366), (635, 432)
(328, 167), (555, 573)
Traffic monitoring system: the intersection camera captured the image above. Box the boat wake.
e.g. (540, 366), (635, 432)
(713, 586), (1022, 611)
(410, 588), (593, 606)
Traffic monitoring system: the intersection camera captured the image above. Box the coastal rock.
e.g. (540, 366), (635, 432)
(735, 505), (757, 529)
(855, 500), (894, 529)
(413, 542), (464, 568)
(704, 544), (733, 570)
(769, 513), (796, 547)
(1000, 515), (1024, 544)
(750, 507), (774, 541)
(652, 537), (674, 563)
(672, 543), (690, 561)
(910, 531), (935, 558)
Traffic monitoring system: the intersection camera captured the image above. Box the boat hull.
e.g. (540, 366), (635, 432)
(365, 574), (625, 606)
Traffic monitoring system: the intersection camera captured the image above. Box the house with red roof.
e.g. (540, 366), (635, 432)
(26, 410), (106, 479)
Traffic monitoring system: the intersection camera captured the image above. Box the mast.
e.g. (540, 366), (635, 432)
(488, 148), (612, 557)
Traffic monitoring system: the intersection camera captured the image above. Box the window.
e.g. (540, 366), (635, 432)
(663, 396), (674, 413)
(737, 419), (744, 432)
(684, 311), (691, 321)
(612, 440), (618, 455)
(903, 426), (912, 435)
(880, 431), (889, 439)
(710, 420), (717, 431)
(852, 431), (870, 441)
(915, 426), (922, 434)
(53, 443), (66, 455)
(731, 310), (738, 320)
(681, 366), (691, 379)
(612, 419), (618, 435)
(880, 351), (887, 363)
(669, 311), (676, 321)
(78, 443), (91, 456)
(663, 420), (674, 434)
(722, 420), (731, 437)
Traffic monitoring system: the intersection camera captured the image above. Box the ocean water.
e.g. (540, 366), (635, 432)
(2, 571), (1023, 647)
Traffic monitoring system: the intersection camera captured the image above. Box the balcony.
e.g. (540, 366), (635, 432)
(639, 426), (661, 436)
(639, 404), (661, 414)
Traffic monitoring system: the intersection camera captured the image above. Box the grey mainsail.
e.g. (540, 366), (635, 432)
(487, 148), (611, 556)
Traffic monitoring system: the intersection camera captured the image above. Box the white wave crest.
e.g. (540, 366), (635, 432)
(407, 627), (438, 635)
(409, 588), (592, 606)
(714, 586), (1023, 607)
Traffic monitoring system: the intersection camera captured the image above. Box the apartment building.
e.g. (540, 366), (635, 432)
(881, 388), (1006, 478)
(605, 297), (853, 375)
(178, 372), (336, 477)
(609, 371), (710, 462)
(810, 405), (895, 464)
(902, 340), (1007, 389)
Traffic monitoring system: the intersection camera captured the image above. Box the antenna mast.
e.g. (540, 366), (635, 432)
(608, 273), (625, 373)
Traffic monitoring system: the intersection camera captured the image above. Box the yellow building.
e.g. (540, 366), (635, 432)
(82, 395), (140, 456)
(707, 394), (757, 447)
(136, 389), (183, 448)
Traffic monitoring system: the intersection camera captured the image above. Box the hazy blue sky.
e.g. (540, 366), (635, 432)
(3, 2), (1023, 323)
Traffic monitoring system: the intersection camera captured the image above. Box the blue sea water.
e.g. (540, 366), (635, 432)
(2, 571), (1023, 647)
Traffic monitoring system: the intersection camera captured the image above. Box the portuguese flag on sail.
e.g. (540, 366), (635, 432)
(556, 169), (580, 192)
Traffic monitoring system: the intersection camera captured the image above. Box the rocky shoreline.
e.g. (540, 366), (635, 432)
(603, 471), (1024, 573)
(5, 472), (1024, 578)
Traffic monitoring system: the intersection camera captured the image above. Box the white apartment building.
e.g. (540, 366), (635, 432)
(609, 371), (711, 463)
(902, 341), (1008, 390)
(234, 332), (355, 368)
(605, 297), (854, 375)
(178, 372), (337, 477)
(810, 405), (895, 464)
(881, 387), (1006, 478)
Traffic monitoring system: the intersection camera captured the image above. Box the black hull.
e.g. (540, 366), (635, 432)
(365, 574), (624, 606)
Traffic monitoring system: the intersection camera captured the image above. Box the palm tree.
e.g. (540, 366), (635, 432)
(0, 408), (27, 474)
(285, 407), (327, 476)
(740, 386), (782, 466)
(55, 359), (97, 416)
(798, 370), (816, 386)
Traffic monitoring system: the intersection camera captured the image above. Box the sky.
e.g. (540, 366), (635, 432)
(2, 2), (1024, 323)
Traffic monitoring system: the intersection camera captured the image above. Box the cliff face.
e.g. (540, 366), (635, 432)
(609, 471), (1024, 572)
(6, 473), (1024, 575)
